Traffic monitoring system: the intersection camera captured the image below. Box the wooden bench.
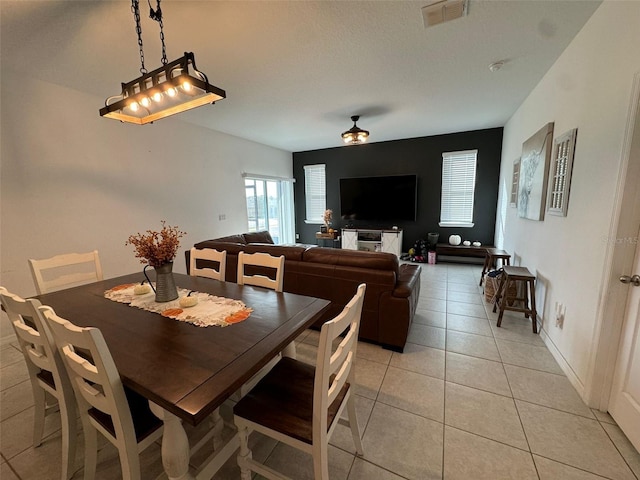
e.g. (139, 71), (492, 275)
(435, 244), (492, 264)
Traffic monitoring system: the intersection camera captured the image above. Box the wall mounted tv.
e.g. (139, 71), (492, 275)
(339, 174), (418, 222)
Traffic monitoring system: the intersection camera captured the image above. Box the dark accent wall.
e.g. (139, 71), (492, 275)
(293, 128), (503, 251)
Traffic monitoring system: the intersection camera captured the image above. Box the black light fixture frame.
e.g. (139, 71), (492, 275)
(99, 52), (226, 125)
(99, 0), (225, 125)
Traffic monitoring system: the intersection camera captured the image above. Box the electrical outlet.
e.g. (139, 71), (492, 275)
(296, 233), (300, 240)
(218, 214), (226, 221)
(555, 302), (566, 328)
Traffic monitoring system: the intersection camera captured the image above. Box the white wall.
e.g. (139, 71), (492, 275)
(0, 71), (292, 297)
(496, 1), (640, 398)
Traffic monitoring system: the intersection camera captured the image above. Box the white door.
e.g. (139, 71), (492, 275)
(608, 88), (640, 452)
(608, 234), (640, 452)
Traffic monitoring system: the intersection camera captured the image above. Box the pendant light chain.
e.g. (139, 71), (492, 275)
(100, 1), (226, 123)
(148, 0), (168, 65)
(131, 0), (167, 74)
(131, 0), (147, 74)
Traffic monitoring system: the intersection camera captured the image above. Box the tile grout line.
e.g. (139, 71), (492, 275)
(486, 268), (541, 478)
(597, 419), (640, 480)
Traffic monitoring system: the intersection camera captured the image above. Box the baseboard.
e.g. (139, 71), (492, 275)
(538, 323), (587, 401)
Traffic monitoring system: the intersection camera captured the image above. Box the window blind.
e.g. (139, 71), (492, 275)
(304, 164), (326, 224)
(440, 150), (478, 227)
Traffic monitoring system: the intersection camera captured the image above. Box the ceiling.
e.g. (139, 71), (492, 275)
(0, 0), (602, 152)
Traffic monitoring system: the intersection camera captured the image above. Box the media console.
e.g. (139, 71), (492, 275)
(341, 228), (403, 258)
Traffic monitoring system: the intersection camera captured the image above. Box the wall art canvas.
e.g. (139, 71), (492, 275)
(518, 122), (554, 220)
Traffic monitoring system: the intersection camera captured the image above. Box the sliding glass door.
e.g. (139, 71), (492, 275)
(244, 176), (295, 244)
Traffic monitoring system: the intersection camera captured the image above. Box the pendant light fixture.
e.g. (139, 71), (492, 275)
(99, 0), (226, 125)
(341, 115), (369, 145)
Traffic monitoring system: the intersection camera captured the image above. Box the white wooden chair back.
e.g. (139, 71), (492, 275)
(29, 250), (103, 294)
(0, 287), (78, 480)
(0, 288), (57, 380)
(314, 283), (365, 443)
(40, 307), (138, 452)
(237, 251), (284, 292)
(189, 247), (227, 281)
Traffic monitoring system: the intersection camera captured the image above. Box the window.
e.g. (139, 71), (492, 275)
(303, 164), (326, 224)
(244, 175), (295, 244)
(439, 149), (478, 227)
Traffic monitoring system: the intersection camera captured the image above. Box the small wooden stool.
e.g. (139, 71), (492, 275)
(492, 266), (538, 333)
(480, 248), (511, 286)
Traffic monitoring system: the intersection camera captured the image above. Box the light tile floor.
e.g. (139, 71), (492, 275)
(2, 263), (639, 479)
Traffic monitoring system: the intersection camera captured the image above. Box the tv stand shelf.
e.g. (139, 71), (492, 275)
(341, 228), (403, 257)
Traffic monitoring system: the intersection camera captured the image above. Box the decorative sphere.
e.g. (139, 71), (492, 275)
(179, 296), (198, 308)
(473, 241), (482, 247)
(463, 241), (471, 246)
(449, 235), (462, 246)
(134, 284), (152, 295)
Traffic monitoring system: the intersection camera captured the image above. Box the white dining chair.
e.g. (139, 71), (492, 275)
(189, 247), (227, 281)
(40, 306), (163, 480)
(234, 250), (292, 399)
(237, 250), (297, 360)
(234, 283), (366, 480)
(237, 251), (284, 292)
(29, 250), (103, 295)
(0, 287), (78, 480)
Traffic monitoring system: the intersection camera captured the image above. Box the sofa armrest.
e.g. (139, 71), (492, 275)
(379, 264), (421, 352)
(393, 264), (421, 298)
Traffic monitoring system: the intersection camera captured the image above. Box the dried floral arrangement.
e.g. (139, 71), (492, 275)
(126, 221), (186, 267)
(323, 209), (333, 226)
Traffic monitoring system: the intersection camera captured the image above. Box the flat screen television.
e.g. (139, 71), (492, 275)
(340, 174), (417, 222)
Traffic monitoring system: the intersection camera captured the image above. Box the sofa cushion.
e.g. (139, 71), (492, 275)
(194, 241), (246, 255)
(243, 231), (274, 244)
(303, 248), (399, 276)
(206, 234), (247, 244)
(244, 243), (311, 262)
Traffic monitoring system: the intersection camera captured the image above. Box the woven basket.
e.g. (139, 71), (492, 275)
(484, 271), (516, 304)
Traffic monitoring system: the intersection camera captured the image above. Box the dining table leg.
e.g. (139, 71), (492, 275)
(149, 402), (195, 480)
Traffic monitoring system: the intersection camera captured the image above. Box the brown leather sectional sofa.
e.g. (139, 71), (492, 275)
(185, 231), (421, 352)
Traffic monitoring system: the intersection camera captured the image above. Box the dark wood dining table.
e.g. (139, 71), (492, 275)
(36, 272), (331, 480)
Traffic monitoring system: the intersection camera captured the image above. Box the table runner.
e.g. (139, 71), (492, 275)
(104, 283), (252, 327)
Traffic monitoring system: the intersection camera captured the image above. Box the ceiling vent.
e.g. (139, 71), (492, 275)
(422, 0), (467, 28)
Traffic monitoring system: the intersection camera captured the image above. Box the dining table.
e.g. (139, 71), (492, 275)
(35, 271), (331, 480)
